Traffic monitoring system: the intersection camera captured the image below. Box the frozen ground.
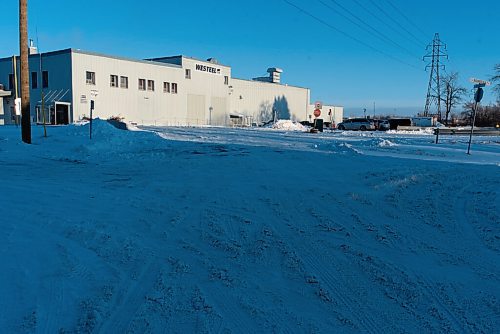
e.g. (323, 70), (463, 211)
(0, 121), (499, 333)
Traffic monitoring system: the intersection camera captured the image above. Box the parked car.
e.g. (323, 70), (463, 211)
(378, 120), (390, 131)
(337, 118), (375, 131)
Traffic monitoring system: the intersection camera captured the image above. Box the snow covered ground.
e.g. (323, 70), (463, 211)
(0, 121), (499, 333)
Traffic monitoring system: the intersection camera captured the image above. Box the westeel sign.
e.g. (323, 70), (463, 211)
(196, 64), (221, 75)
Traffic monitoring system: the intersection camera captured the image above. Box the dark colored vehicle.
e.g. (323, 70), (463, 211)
(387, 118), (411, 130)
(378, 120), (390, 131)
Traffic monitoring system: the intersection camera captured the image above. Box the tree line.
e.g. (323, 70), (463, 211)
(440, 64), (500, 127)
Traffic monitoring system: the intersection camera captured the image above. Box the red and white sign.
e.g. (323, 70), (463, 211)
(313, 109), (321, 117)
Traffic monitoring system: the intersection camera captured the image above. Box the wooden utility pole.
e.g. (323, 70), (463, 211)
(19, 0), (31, 143)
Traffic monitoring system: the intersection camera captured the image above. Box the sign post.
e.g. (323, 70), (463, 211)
(467, 78), (490, 155)
(89, 90), (98, 140)
(90, 100), (94, 140)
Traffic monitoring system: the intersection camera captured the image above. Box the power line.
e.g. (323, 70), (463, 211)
(350, 0), (425, 51)
(319, 0), (421, 60)
(367, 0), (427, 48)
(383, 0), (430, 40)
(283, 0), (422, 71)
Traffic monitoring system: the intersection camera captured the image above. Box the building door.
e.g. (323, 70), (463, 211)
(210, 97), (228, 126)
(55, 103), (70, 125)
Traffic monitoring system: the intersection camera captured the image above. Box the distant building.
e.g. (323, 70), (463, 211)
(0, 48), (343, 126)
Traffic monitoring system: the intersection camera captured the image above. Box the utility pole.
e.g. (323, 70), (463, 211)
(19, 0), (31, 143)
(423, 33), (448, 121)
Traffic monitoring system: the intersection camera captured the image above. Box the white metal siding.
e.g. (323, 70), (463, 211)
(230, 79), (310, 123)
(71, 52), (185, 126)
(187, 94), (205, 125)
(1, 49), (341, 127)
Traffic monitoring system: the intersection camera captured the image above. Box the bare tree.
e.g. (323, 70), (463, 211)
(19, 0), (31, 143)
(462, 103), (500, 127)
(491, 64), (500, 102)
(440, 72), (467, 125)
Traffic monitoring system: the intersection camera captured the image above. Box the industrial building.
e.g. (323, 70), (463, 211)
(0, 47), (343, 127)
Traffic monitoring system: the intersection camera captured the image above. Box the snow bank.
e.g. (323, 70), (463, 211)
(272, 120), (307, 131)
(378, 139), (398, 147)
(387, 128), (435, 135)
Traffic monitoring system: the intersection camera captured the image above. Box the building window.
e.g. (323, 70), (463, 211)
(42, 71), (49, 88)
(224, 75), (229, 85)
(120, 76), (128, 88)
(163, 82), (170, 93)
(185, 69), (191, 79)
(138, 78), (146, 91)
(31, 72), (38, 89)
(110, 75), (119, 87)
(86, 71), (95, 85)
(9, 74), (14, 90)
(172, 83), (178, 94)
(147, 80), (155, 91)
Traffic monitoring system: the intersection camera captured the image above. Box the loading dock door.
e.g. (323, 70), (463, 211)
(187, 94), (205, 125)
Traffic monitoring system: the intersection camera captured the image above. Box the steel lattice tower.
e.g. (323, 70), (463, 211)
(423, 33), (448, 119)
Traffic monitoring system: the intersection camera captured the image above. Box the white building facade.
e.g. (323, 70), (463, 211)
(0, 48), (342, 127)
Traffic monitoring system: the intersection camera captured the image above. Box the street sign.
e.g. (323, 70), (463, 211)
(314, 101), (323, 109)
(474, 87), (484, 103)
(313, 109), (321, 117)
(14, 98), (21, 116)
(469, 78), (491, 86)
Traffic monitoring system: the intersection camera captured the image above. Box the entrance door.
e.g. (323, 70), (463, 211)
(55, 103), (69, 125)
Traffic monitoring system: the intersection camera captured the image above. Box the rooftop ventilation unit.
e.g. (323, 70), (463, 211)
(252, 67), (283, 84)
(29, 39), (38, 55)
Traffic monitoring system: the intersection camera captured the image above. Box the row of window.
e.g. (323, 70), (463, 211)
(8, 71), (49, 90)
(185, 68), (229, 85)
(7, 68), (228, 92)
(86, 71), (178, 94)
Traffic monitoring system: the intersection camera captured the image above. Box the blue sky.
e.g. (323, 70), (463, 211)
(1, 0), (499, 116)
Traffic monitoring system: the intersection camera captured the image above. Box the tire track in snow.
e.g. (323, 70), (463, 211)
(96, 259), (161, 334)
(207, 290), (268, 333)
(264, 218), (385, 334)
(294, 243), (384, 334)
(38, 279), (65, 334)
(5, 222), (119, 333)
(415, 274), (469, 334)
(456, 183), (500, 256)
(262, 194), (390, 333)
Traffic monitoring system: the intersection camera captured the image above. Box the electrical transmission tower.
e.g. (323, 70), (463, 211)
(423, 33), (448, 120)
